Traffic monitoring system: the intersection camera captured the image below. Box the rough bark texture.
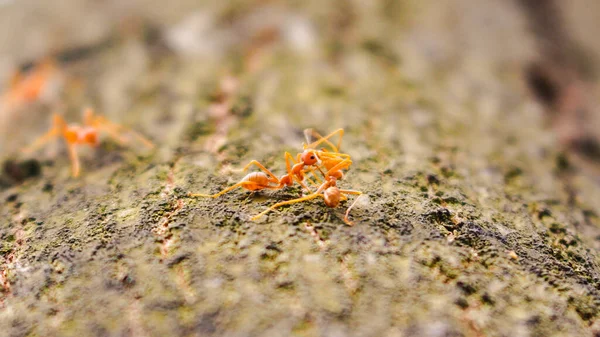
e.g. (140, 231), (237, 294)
(1, 1), (600, 336)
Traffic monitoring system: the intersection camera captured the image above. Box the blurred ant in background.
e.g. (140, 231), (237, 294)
(22, 108), (154, 177)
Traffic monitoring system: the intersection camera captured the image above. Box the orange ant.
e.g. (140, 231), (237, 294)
(1, 58), (62, 110)
(22, 108), (154, 177)
(187, 159), (321, 198)
(188, 128), (352, 198)
(251, 175), (363, 225)
(271, 128), (352, 190)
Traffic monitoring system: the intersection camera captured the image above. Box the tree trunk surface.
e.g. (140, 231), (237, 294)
(1, 1), (600, 336)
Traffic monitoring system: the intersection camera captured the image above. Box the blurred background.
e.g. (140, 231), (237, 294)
(2, 0), (600, 161)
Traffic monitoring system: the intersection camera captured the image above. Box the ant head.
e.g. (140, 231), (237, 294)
(301, 150), (319, 165)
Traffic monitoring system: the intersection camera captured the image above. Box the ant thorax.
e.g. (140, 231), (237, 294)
(69, 126), (98, 145)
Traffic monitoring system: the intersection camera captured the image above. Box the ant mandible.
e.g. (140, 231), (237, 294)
(22, 108), (154, 177)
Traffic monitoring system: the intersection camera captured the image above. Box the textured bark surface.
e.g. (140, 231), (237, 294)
(1, 1), (600, 336)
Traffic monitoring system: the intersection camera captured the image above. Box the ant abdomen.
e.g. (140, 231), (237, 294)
(243, 172), (271, 190)
(323, 186), (341, 207)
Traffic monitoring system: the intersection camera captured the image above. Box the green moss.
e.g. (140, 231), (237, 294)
(0, 242), (12, 256)
(185, 121), (216, 141)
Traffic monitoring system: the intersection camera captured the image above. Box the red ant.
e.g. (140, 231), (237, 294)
(22, 108), (154, 177)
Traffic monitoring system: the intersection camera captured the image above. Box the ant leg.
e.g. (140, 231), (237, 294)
(325, 158), (352, 178)
(83, 107), (96, 126)
(126, 128), (154, 149)
(21, 113), (65, 153)
(5, 70), (23, 105)
(303, 166), (323, 186)
(304, 128), (344, 152)
(188, 181), (261, 198)
(284, 152), (311, 192)
(92, 111), (155, 149)
(296, 178), (312, 193)
(243, 160), (279, 183)
(340, 191), (363, 226)
(251, 193), (323, 221)
(21, 128), (58, 153)
(301, 166), (321, 186)
(305, 169), (317, 186)
(95, 115), (154, 149)
(305, 172), (318, 186)
(304, 129), (337, 150)
(339, 189), (362, 195)
(313, 164), (327, 180)
(283, 152), (296, 175)
(8, 69), (23, 88)
(311, 168), (324, 183)
(67, 143), (81, 177)
(96, 119), (129, 146)
(319, 151), (351, 159)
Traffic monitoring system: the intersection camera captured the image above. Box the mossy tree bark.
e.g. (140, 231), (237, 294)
(1, 1), (600, 336)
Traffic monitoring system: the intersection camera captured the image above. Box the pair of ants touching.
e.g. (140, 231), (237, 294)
(189, 129), (363, 225)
